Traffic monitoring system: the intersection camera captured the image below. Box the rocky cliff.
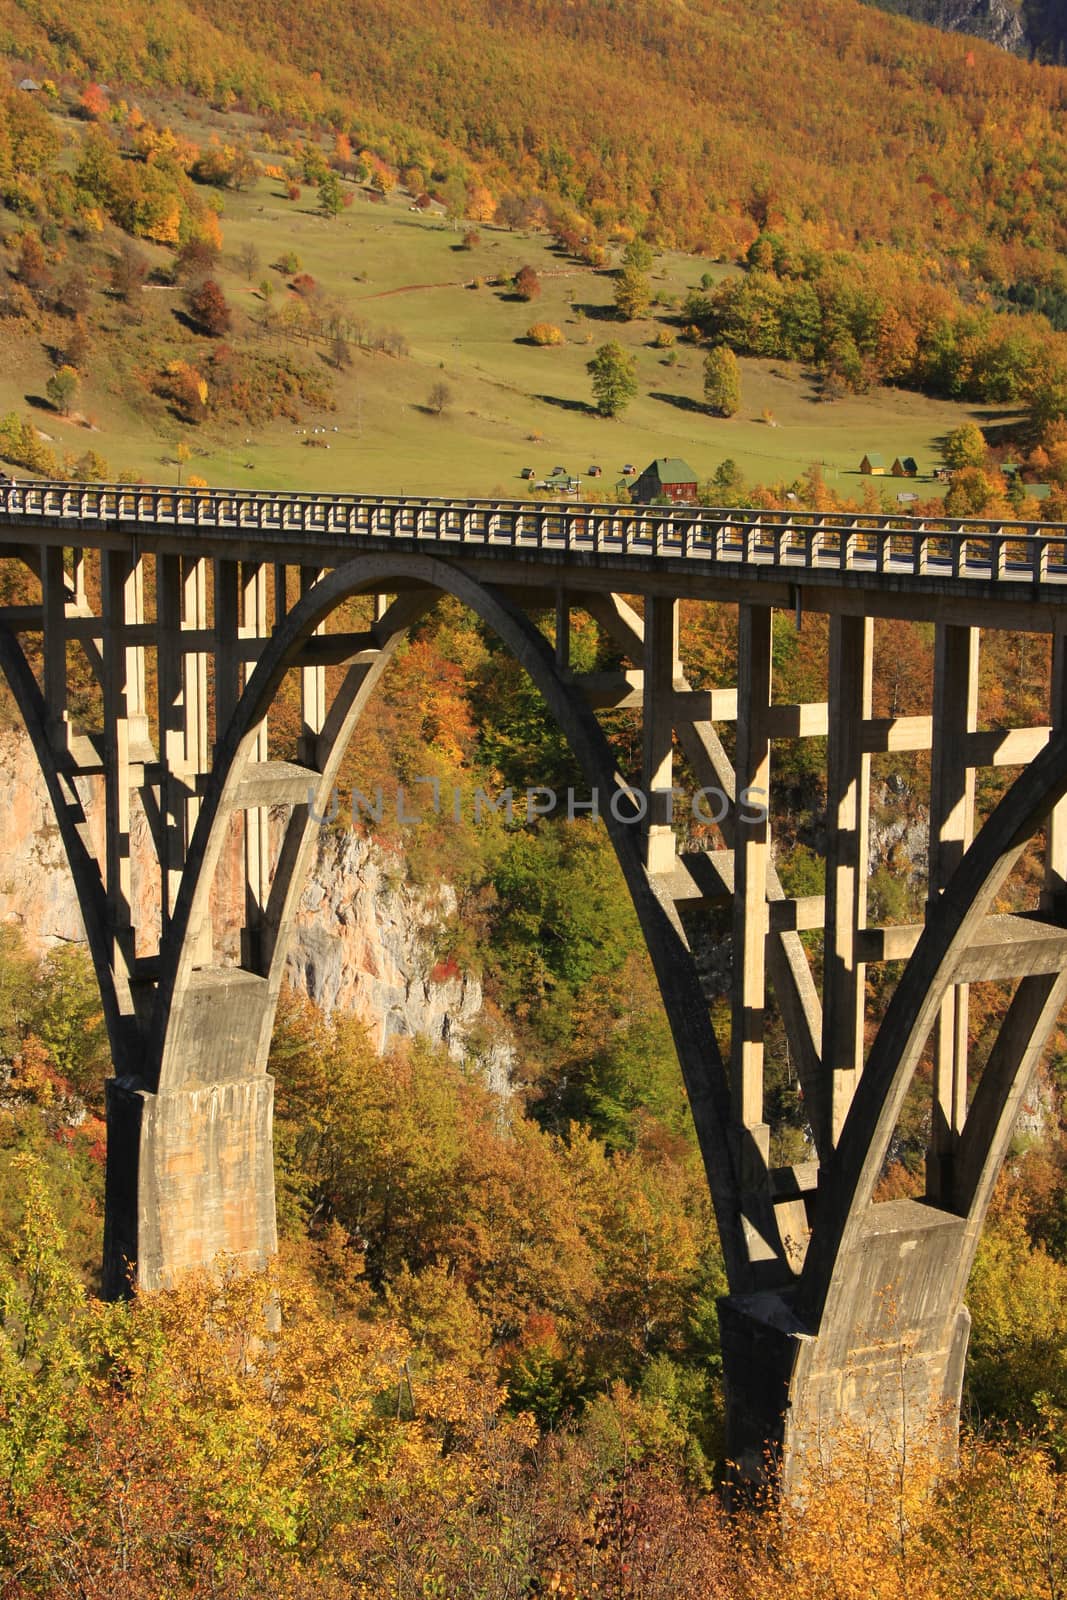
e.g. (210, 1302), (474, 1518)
(860, 0), (1064, 59)
(0, 728), (500, 1075)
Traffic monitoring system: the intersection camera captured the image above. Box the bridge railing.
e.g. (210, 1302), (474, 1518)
(2, 482), (1066, 584)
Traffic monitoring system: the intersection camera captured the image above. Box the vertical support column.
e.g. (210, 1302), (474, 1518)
(732, 604), (772, 1166)
(41, 545), (68, 748)
(822, 614), (873, 1146)
(182, 556), (211, 965)
(243, 563), (271, 968)
(299, 566), (326, 767)
(642, 596), (678, 876)
(100, 548), (134, 983)
(273, 563), (289, 633)
(928, 625), (978, 1201)
(155, 554), (185, 927)
(1044, 623), (1067, 920)
(555, 590), (570, 672)
(213, 558), (241, 740)
(124, 556), (149, 754)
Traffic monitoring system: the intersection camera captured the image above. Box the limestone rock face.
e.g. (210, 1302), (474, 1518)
(286, 828), (485, 1056)
(0, 729), (497, 1071)
(861, 0), (1030, 55)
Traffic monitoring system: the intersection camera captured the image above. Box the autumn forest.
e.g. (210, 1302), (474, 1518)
(2, 0), (1067, 1591)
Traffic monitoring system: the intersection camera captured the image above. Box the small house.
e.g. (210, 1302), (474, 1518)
(631, 457), (699, 506)
(891, 456), (918, 478)
(18, 78), (39, 93)
(588, 465), (602, 478)
(520, 466), (535, 479)
(860, 453), (886, 476)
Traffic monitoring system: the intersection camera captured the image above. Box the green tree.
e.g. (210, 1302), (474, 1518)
(702, 346), (741, 416)
(317, 170), (343, 217)
(614, 264), (651, 321)
(587, 341), (638, 418)
(30, 944), (110, 1101)
(943, 421), (987, 471)
(45, 365), (79, 417)
(622, 237), (654, 273)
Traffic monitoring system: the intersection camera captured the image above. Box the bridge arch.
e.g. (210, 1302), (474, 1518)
(109, 552), (760, 1293)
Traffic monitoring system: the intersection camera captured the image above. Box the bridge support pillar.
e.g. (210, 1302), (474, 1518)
(720, 1198), (970, 1493)
(104, 1073), (277, 1296)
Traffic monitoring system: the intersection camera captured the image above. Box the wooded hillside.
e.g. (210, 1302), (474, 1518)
(1, 0), (1067, 264)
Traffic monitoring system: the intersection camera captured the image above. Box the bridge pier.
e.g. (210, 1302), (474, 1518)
(721, 1199), (970, 1492)
(104, 1073), (277, 1296)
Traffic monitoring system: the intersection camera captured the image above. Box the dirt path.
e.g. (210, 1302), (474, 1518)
(356, 267), (582, 301)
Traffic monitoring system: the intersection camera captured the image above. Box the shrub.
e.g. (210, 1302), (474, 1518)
(46, 366), (80, 417)
(527, 322), (564, 346)
(514, 265), (541, 301)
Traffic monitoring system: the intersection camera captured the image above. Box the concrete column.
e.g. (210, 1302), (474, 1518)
(555, 590), (570, 672)
(823, 614), (873, 1145)
(100, 549), (133, 977)
(124, 555), (150, 754)
(213, 558), (241, 740)
(182, 557), (211, 964)
(243, 563), (271, 965)
(642, 596), (678, 875)
(732, 604), (772, 1150)
(155, 554), (185, 925)
(41, 544), (68, 748)
(299, 565), (326, 764)
(928, 625), (978, 1200)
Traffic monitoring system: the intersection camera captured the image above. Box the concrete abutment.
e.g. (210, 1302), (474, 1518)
(104, 1073), (277, 1296)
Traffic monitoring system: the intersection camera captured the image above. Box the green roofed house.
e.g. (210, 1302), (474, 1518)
(632, 457), (699, 506)
(860, 453), (886, 476)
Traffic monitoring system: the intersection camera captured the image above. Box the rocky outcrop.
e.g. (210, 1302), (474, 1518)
(861, 0), (1053, 58)
(0, 728), (502, 1074)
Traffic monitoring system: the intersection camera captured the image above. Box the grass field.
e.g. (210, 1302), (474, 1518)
(0, 157), (1020, 500)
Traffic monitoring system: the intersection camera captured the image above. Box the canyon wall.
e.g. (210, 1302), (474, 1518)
(0, 728), (497, 1073)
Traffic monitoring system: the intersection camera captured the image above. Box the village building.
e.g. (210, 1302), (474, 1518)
(860, 453), (886, 476)
(892, 456), (918, 478)
(631, 457), (699, 505)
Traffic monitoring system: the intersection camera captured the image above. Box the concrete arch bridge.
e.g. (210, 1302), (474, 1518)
(2, 482), (1067, 1488)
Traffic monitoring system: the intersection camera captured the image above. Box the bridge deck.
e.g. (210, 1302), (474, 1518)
(3, 483), (1067, 626)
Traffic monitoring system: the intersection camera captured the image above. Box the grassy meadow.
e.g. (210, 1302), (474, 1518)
(0, 154), (1019, 499)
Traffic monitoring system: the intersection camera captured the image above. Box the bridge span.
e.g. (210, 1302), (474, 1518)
(3, 482), (1067, 1489)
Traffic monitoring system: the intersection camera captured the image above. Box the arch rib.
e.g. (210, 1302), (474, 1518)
(0, 624), (131, 1066)
(800, 729), (1067, 1324)
(141, 554), (768, 1290)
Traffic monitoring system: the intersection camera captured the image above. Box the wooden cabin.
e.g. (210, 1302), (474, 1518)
(631, 457), (699, 505)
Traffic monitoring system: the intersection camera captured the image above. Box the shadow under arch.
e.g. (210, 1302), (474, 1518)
(116, 552), (761, 1294)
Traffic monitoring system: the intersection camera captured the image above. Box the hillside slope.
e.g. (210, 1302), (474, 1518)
(1, 0), (1067, 255)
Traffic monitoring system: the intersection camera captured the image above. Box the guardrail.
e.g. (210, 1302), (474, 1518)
(3, 482), (1067, 585)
